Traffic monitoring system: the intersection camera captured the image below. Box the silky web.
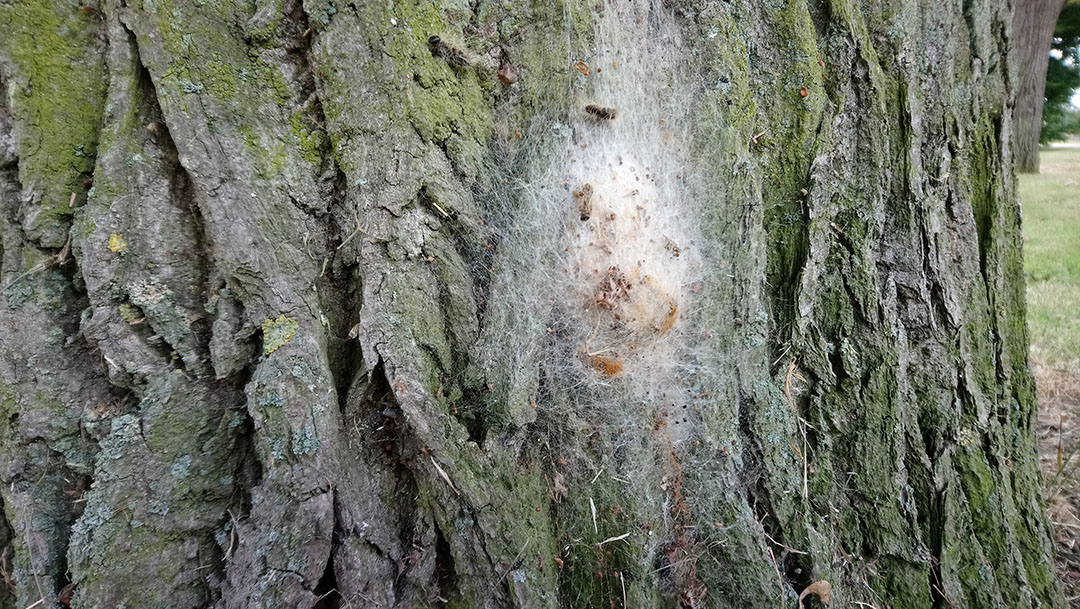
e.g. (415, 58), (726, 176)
(479, 0), (719, 451)
(460, 2), (756, 592)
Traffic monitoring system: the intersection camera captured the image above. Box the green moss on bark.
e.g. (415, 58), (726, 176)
(0, 1), (107, 247)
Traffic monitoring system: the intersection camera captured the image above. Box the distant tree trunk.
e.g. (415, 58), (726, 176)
(0, 1), (1064, 608)
(1013, 0), (1068, 173)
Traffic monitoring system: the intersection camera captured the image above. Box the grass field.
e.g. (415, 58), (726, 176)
(1020, 146), (1080, 602)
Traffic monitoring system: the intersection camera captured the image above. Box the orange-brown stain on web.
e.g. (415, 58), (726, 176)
(656, 299), (678, 336)
(586, 354), (624, 376)
(658, 443), (707, 606)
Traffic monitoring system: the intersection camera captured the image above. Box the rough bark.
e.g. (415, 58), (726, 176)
(1012, 0), (1067, 173)
(0, 1), (1063, 608)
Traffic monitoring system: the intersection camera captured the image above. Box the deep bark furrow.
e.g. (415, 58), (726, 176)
(64, 10), (251, 606)
(0, 4), (117, 609)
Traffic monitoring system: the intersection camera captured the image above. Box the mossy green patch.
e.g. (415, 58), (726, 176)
(239, 124), (261, 151)
(371, 2), (494, 175)
(118, 303), (144, 324)
(204, 59), (240, 100)
(289, 111), (327, 165)
(0, 1), (107, 247)
(74, 215), (97, 240)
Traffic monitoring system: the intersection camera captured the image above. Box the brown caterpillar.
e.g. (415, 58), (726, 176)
(585, 105), (617, 120)
(573, 183), (594, 220)
(428, 35), (470, 67)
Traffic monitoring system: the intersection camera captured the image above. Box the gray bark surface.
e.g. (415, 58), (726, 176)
(0, 0), (1063, 608)
(1012, 0), (1067, 173)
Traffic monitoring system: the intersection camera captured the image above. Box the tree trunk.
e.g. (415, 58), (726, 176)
(1012, 0), (1067, 173)
(0, 0), (1063, 608)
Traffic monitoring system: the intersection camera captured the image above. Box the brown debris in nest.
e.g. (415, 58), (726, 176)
(595, 266), (632, 310)
(665, 237), (681, 258)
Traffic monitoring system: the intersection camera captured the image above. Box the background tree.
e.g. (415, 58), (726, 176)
(1041, 2), (1080, 143)
(0, 1), (1064, 608)
(1014, 0), (1069, 172)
